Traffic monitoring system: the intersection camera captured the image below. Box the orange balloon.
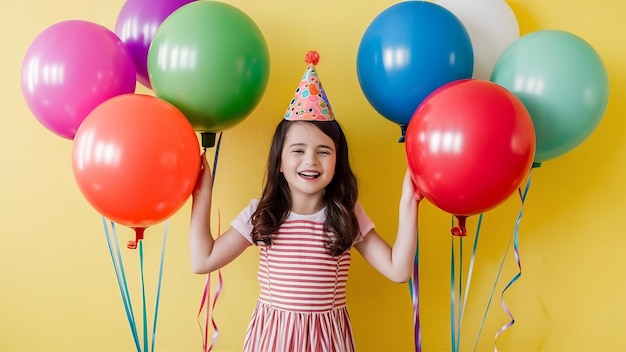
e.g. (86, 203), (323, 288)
(72, 94), (200, 230)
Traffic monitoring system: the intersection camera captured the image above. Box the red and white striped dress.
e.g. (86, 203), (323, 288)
(231, 199), (375, 352)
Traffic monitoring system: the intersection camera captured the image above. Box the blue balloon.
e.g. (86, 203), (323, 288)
(357, 1), (474, 127)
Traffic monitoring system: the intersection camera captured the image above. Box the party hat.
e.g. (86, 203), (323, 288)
(284, 50), (335, 121)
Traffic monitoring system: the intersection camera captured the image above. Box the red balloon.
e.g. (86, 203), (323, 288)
(72, 94), (200, 230)
(405, 79), (535, 218)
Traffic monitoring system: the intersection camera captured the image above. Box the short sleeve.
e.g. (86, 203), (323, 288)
(355, 202), (375, 237)
(231, 199), (259, 243)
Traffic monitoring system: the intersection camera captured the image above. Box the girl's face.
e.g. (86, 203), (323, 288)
(280, 122), (336, 202)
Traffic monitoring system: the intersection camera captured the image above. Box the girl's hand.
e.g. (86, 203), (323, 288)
(192, 151), (213, 199)
(402, 169), (423, 203)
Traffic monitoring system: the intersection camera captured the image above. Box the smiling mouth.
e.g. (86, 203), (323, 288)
(298, 171), (320, 179)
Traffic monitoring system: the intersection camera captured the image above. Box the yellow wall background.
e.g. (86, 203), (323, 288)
(1, 0), (624, 351)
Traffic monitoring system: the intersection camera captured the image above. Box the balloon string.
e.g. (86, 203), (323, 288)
(208, 132), (223, 351)
(197, 237), (222, 351)
(471, 173), (531, 351)
(461, 213), (483, 328)
(450, 213), (483, 352)
(197, 273), (211, 351)
(197, 132), (223, 351)
(399, 116), (420, 351)
(211, 132), (222, 188)
(150, 221), (168, 352)
(408, 228), (421, 352)
(493, 173), (531, 351)
(473, 235), (511, 349)
(208, 212), (223, 351)
(112, 221), (142, 351)
(102, 217), (141, 351)
(457, 234), (463, 350)
(139, 240), (148, 352)
(450, 233), (457, 352)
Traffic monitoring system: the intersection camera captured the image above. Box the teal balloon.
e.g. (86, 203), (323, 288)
(491, 30), (609, 163)
(148, 1), (270, 132)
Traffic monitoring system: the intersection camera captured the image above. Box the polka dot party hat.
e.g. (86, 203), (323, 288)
(284, 50), (335, 121)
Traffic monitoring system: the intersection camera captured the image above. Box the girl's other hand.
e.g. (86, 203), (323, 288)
(403, 169), (423, 203)
(192, 151), (212, 199)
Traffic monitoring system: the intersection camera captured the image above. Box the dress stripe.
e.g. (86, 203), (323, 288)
(243, 218), (355, 351)
(233, 201), (374, 352)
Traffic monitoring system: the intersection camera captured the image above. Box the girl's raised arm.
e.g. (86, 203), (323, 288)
(189, 153), (251, 274)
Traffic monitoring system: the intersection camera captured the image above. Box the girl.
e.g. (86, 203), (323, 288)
(189, 52), (421, 351)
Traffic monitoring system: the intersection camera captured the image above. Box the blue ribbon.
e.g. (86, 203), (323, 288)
(211, 132), (222, 188)
(473, 171), (532, 351)
(102, 218), (140, 351)
(450, 213), (483, 352)
(102, 218), (170, 351)
(451, 234), (458, 352)
(408, 228), (421, 352)
(151, 221), (168, 352)
(461, 214), (483, 327)
(494, 174), (531, 351)
(139, 241), (148, 352)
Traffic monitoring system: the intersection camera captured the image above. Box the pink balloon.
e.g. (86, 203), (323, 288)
(21, 20), (136, 140)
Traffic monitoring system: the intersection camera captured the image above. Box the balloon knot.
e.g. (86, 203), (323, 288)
(127, 227), (146, 249)
(201, 132), (216, 149)
(451, 215), (467, 236)
(304, 50), (320, 65)
(451, 226), (467, 237)
(398, 125), (407, 143)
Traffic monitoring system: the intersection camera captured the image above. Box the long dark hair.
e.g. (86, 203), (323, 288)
(250, 119), (360, 256)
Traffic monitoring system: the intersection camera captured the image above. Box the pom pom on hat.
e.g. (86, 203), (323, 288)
(284, 50), (334, 121)
(304, 50), (320, 65)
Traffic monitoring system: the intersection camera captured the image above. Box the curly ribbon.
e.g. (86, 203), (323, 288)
(198, 212), (224, 352)
(450, 214), (483, 352)
(197, 132), (224, 352)
(472, 171), (532, 351)
(493, 173), (531, 351)
(197, 257), (222, 348)
(102, 218), (169, 352)
(408, 229), (421, 352)
(197, 279), (210, 350)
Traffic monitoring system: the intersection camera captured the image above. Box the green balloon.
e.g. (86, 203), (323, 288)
(148, 1), (270, 132)
(491, 30), (609, 163)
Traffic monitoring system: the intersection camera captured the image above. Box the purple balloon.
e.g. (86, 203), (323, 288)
(115, 0), (196, 89)
(21, 20), (136, 140)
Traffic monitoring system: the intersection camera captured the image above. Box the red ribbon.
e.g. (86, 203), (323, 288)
(197, 212), (223, 352)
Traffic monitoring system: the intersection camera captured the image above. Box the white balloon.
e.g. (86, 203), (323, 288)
(435, 0), (520, 80)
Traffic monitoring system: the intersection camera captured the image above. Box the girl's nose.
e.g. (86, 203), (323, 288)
(305, 152), (318, 165)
